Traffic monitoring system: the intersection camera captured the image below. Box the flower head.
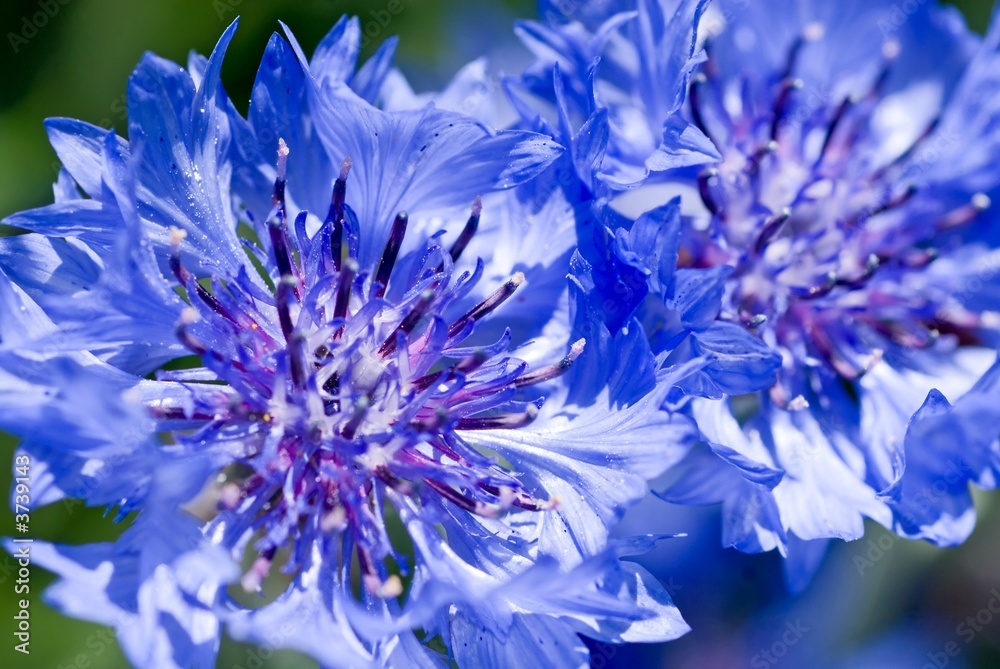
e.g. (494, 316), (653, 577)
(676, 5), (994, 392)
(514, 0), (1000, 588)
(0, 17), (696, 667)
(170, 135), (569, 597)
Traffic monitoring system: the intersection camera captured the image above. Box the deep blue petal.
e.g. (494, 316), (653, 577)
(684, 322), (781, 396)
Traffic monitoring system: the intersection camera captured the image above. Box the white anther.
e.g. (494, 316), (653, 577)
(169, 226), (188, 245)
(803, 22), (825, 42)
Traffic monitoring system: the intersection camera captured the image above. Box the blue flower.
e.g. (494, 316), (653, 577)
(513, 0), (1000, 589)
(512, 0), (718, 197)
(0, 17), (697, 667)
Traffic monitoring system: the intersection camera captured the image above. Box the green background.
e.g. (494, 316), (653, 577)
(0, 1), (997, 667)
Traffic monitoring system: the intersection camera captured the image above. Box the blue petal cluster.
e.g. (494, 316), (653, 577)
(513, 0), (1000, 589)
(0, 17), (697, 668)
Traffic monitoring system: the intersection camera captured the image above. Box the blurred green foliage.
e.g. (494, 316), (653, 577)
(0, 1), (997, 668)
(0, 0), (536, 219)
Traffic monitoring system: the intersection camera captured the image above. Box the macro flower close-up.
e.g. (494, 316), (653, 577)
(0, 1), (999, 668)
(513, 0), (1000, 585)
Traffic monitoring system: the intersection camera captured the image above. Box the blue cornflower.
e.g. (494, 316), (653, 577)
(0, 17), (697, 667)
(513, 0), (716, 198)
(513, 0), (1000, 587)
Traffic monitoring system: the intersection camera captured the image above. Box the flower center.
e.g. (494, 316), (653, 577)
(684, 25), (989, 389)
(155, 140), (580, 597)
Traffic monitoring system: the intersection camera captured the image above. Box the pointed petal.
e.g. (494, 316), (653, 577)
(306, 92), (562, 267)
(685, 322), (781, 396)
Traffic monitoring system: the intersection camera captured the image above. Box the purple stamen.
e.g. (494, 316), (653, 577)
(378, 288), (438, 357)
(327, 157), (352, 271)
(447, 273), (525, 339)
(334, 259), (358, 322)
(514, 339), (586, 388)
(155, 146), (561, 601)
(373, 212), (408, 299)
(447, 197), (482, 264)
(455, 405), (539, 430)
